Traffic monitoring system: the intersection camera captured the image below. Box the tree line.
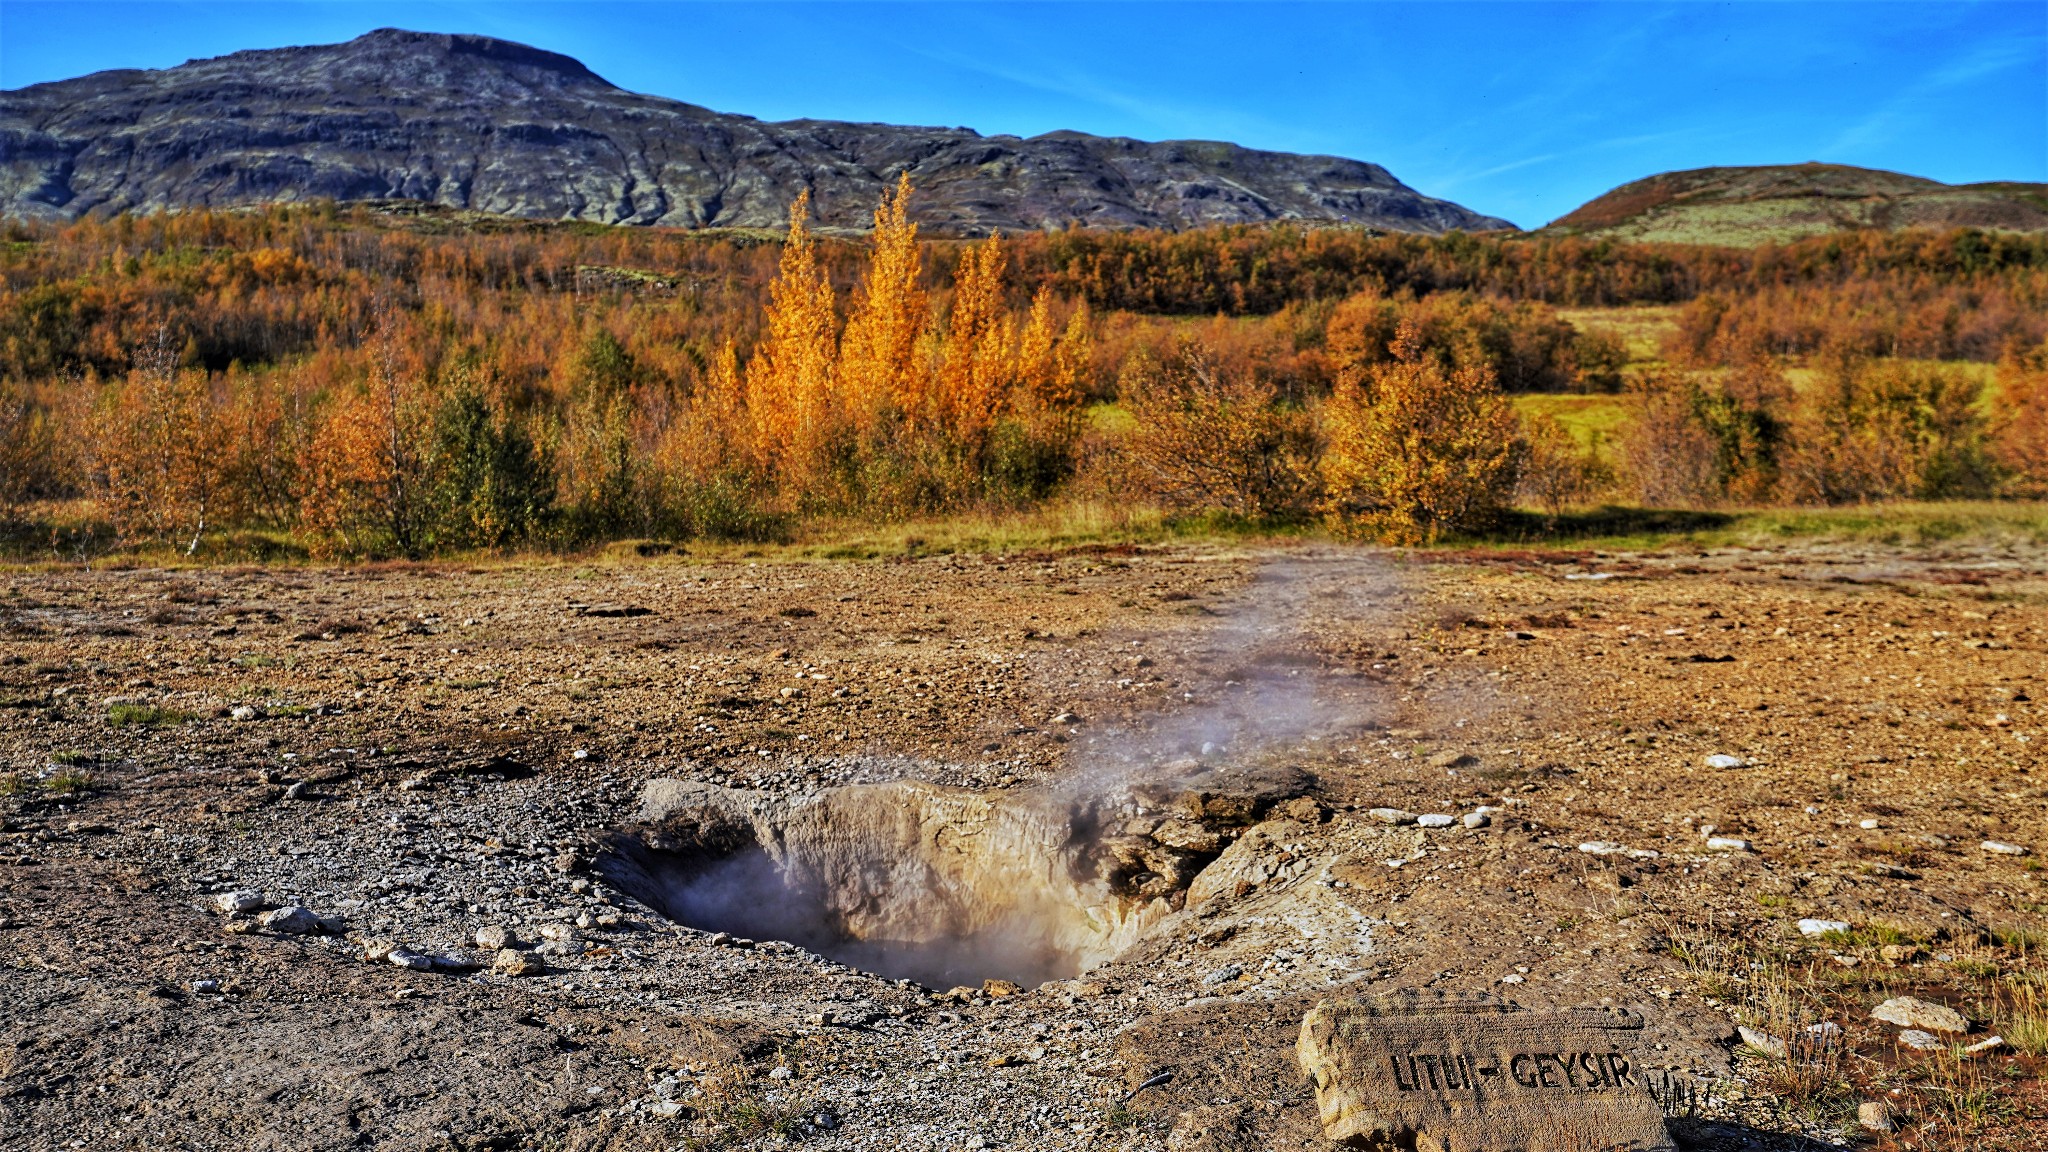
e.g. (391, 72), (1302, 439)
(0, 196), (2043, 556)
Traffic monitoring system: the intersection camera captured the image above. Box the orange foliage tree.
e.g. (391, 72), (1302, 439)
(86, 326), (234, 551)
(300, 321), (441, 557)
(1992, 342), (2048, 497)
(745, 191), (839, 502)
(1319, 320), (1522, 542)
(837, 174), (930, 436)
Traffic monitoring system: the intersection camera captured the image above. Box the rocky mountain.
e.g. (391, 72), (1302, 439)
(1546, 162), (2048, 245)
(0, 28), (1513, 235)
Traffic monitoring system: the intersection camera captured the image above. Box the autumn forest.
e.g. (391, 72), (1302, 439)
(2, 182), (2045, 558)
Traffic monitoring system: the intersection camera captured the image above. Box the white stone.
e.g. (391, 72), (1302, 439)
(386, 947), (434, 971)
(1703, 754), (1747, 769)
(1897, 1030), (1943, 1051)
(1738, 1026), (1786, 1058)
(1705, 837), (1754, 853)
(1859, 819), (1880, 830)
(259, 906), (320, 934)
(1963, 1035), (2005, 1056)
(1461, 811), (1492, 829)
(1872, 996), (1969, 1034)
(1982, 841), (2029, 856)
(1858, 1101), (1893, 1132)
(1416, 814), (1455, 828)
(1798, 918), (1852, 937)
(1368, 808), (1417, 825)
(230, 705), (261, 722)
(212, 890), (265, 914)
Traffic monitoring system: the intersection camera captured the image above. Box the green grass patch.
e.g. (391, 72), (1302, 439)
(107, 702), (194, 728)
(43, 768), (96, 793)
(1553, 306), (1680, 364)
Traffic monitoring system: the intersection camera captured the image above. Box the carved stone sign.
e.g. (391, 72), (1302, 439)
(1298, 994), (1675, 1152)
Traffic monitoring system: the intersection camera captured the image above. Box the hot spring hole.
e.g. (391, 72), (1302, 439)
(632, 845), (1088, 988)
(599, 780), (1186, 990)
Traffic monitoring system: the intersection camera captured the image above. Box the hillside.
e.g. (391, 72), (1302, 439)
(0, 28), (1513, 236)
(1546, 162), (2048, 245)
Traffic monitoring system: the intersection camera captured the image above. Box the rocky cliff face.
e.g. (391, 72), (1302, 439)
(1, 28), (1513, 235)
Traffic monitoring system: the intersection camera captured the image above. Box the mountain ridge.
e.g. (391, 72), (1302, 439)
(1545, 162), (2048, 245)
(0, 28), (1515, 235)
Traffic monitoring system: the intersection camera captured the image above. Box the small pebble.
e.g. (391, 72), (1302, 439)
(1798, 918), (1852, 937)
(1982, 841), (2029, 856)
(1416, 814), (1455, 828)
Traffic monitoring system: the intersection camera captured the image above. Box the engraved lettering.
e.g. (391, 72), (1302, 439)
(1608, 1051), (1633, 1086)
(1510, 1054), (1537, 1088)
(1420, 1054), (1441, 1090)
(1392, 1055), (1414, 1092)
(1535, 1053), (1560, 1088)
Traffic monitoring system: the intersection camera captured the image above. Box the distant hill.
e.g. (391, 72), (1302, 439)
(1545, 163), (2048, 245)
(0, 28), (1513, 236)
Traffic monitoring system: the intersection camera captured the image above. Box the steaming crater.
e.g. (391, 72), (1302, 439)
(599, 772), (1307, 988)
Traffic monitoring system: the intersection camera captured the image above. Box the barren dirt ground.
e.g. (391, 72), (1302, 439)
(1, 538), (2043, 1152)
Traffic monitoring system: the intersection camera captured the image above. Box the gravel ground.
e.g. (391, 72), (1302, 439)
(1, 539), (2042, 1151)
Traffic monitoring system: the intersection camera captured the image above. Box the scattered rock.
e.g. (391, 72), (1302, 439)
(190, 978), (220, 994)
(259, 905), (322, 935)
(1415, 814), (1455, 828)
(1425, 750), (1476, 770)
(1050, 711), (1082, 725)
(211, 890), (265, 915)
(1981, 841), (2029, 856)
(981, 979), (1022, 998)
(474, 924), (518, 950)
(1963, 1035), (2006, 1056)
(1461, 810), (1493, 829)
(1704, 837), (1753, 852)
(1896, 1029), (1943, 1051)
(386, 946), (434, 971)
(1578, 841), (1658, 859)
(1738, 1025), (1787, 1058)
(1797, 918), (1851, 937)
(1368, 808), (1417, 825)
(1863, 862), (1918, 880)
(491, 949), (545, 977)
(1872, 997), (1969, 1034)
(1202, 964), (1244, 987)
(1703, 754), (1747, 769)
(1276, 796), (1324, 824)
(1857, 1101), (1893, 1132)
(230, 705), (262, 722)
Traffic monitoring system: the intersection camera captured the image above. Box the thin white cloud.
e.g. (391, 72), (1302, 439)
(1822, 36), (2040, 159)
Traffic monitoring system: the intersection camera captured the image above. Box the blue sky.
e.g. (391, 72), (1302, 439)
(3, 2), (2041, 228)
